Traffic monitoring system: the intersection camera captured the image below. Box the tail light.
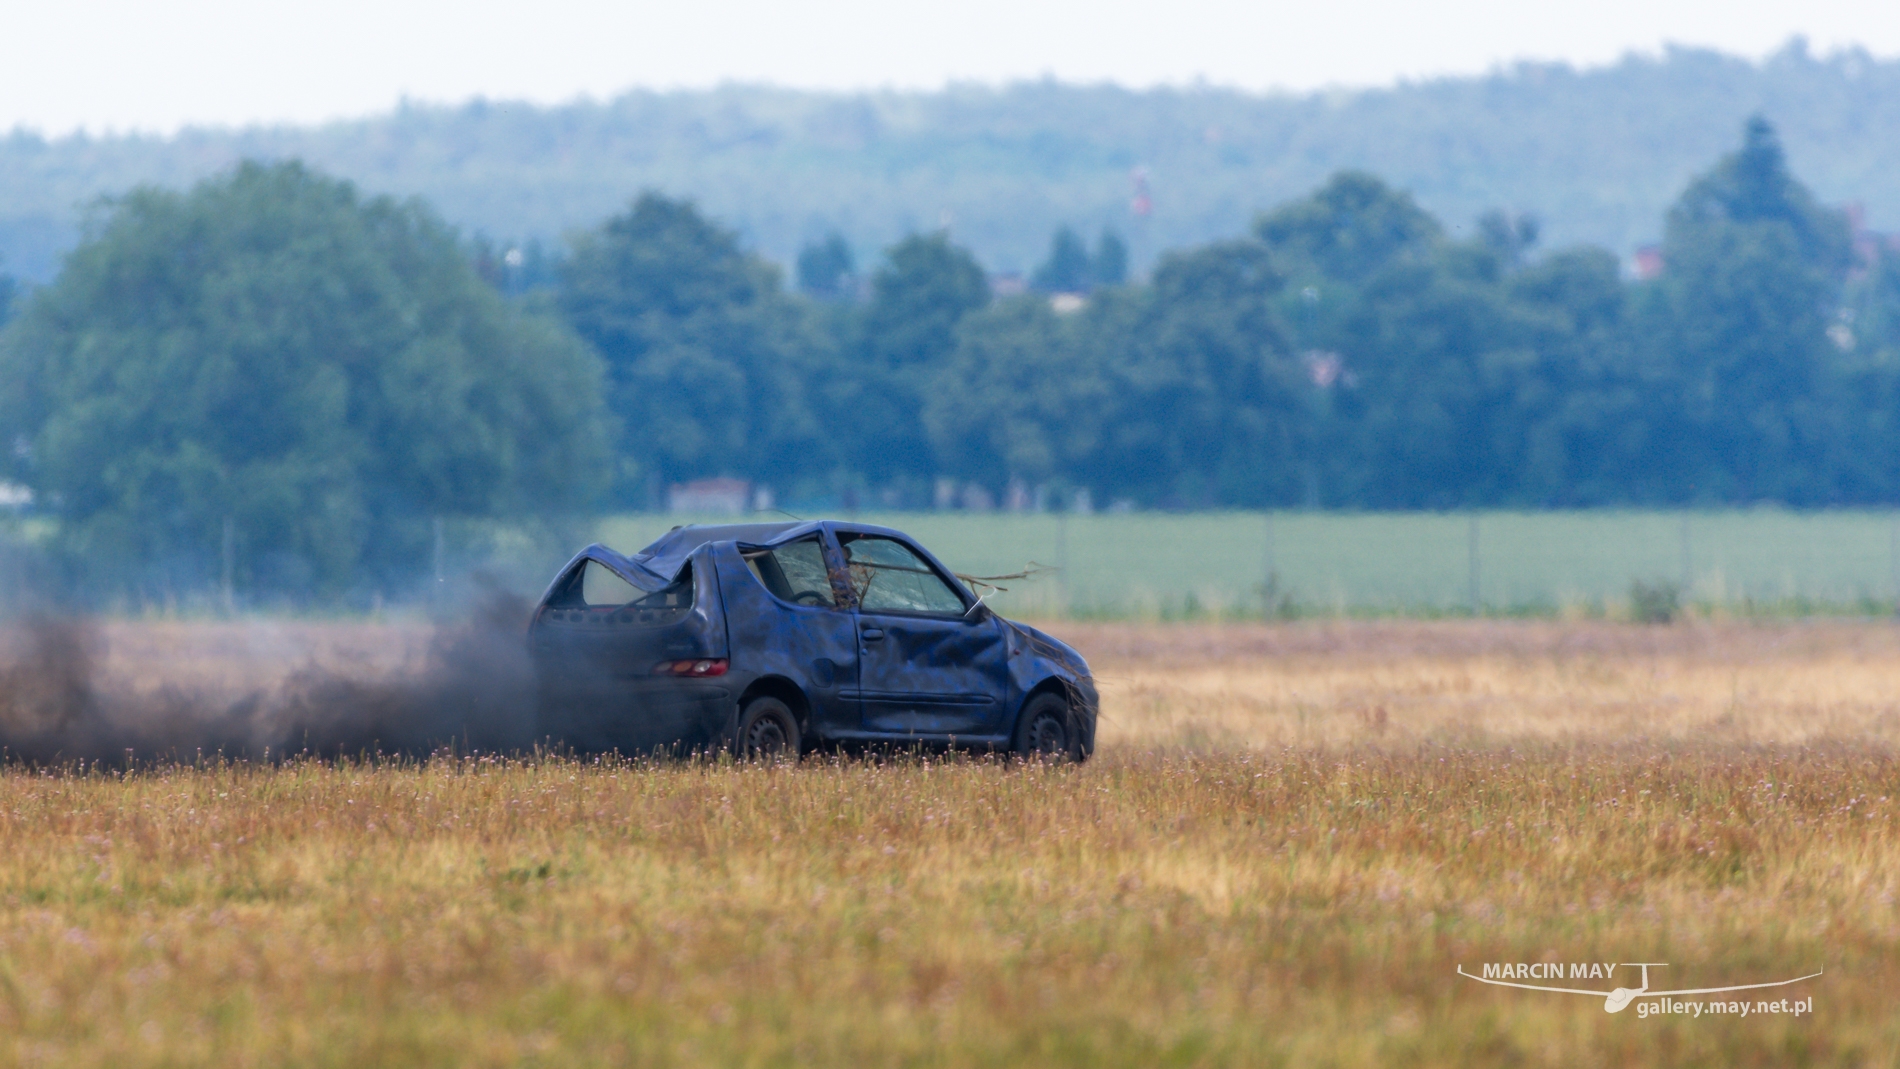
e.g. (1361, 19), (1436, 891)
(654, 658), (729, 678)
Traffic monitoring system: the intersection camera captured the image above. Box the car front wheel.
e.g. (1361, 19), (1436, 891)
(733, 696), (801, 761)
(1011, 692), (1079, 762)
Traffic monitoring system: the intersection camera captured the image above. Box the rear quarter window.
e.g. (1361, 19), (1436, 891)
(544, 560), (693, 622)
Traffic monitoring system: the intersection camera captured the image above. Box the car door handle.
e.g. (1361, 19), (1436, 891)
(860, 628), (884, 641)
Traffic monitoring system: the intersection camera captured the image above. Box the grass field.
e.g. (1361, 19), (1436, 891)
(598, 510), (1900, 618)
(0, 618), (1894, 1066)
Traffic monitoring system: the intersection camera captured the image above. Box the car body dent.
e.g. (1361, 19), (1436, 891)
(708, 539), (860, 739)
(529, 520), (1097, 756)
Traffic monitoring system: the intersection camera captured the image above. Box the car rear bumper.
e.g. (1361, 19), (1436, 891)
(535, 677), (736, 754)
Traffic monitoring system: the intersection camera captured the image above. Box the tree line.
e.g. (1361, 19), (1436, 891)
(552, 114), (1900, 511)
(4, 116), (1899, 599)
(6, 43), (1900, 286)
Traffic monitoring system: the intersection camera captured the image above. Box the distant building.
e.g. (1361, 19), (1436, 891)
(932, 479), (1011, 512)
(0, 482), (30, 510)
(961, 484), (996, 512)
(1845, 201), (1900, 277)
(667, 477), (752, 515)
(989, 272), (1027, 298)
(1631, 245), (1664, 280)
(1130, 166), (1152, 218)
(1302, 350), (1346, 388)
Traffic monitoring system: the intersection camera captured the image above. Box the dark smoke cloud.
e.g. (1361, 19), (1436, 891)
(0, 593), (539, 764)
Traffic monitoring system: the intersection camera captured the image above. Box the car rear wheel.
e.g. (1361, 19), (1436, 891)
(1012, 692), (1078, 762)
(733, 696), (801, 761)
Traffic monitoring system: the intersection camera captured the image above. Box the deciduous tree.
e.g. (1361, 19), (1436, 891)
(0, 161), (611, 600)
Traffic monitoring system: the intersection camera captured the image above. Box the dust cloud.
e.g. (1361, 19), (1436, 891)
(0, 593), (540, 764)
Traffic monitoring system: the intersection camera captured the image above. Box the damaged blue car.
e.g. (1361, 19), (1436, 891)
(528, 521), (1097, 760)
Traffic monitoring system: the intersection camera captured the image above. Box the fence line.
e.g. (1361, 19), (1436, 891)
(600, 510), (1900, 619)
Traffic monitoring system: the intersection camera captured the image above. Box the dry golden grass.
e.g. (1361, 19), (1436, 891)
(1067, 619), (1900, 748)
(0, 619), (1893, 1067)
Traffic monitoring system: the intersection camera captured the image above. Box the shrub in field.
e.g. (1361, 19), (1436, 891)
(1630, 578), (1682, 623)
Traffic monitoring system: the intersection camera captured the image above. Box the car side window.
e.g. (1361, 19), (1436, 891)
(744, 537), (841, 608)
(841, 536), (966, 615)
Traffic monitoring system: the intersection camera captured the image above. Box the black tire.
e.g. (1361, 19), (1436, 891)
(1011, 692), (1078, 762)
(733, 696), (801, 761)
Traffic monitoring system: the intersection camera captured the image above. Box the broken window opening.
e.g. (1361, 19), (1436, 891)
(838, 535), (967, 615)
(742, 537), (840, 608)
(548, 559), (693, 614)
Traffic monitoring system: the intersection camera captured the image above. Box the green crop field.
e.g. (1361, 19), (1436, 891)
(596, 510), (1900, 619)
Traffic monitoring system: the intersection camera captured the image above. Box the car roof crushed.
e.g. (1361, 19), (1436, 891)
(556, 520), (981, 600)
(558, 521), (821, 595)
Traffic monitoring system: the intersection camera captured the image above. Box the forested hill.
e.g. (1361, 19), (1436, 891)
(5, 40), (1900, 282)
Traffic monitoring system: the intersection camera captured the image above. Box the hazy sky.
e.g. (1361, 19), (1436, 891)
(5, 0), (1898, 134)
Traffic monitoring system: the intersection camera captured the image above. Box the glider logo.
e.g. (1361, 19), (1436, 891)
(1456, 961), (1821, 1014)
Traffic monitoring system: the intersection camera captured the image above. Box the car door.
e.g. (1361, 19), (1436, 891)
(727, 535), (860, 738)
(839, 533), (1009, 737)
